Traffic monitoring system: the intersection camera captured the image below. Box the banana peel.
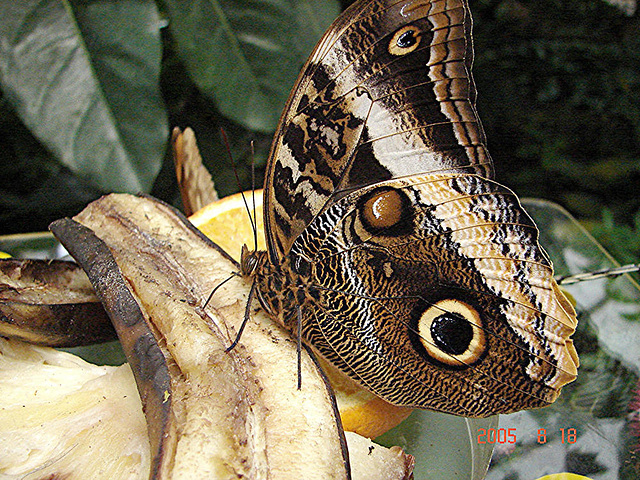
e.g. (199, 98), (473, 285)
(0, 259), (116, 346)
(20, 193), (415, 479)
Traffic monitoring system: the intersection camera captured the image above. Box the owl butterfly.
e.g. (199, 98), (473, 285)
(240, 0), (579, 417)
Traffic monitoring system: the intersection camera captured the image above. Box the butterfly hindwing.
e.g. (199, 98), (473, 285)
(278, 173), (578, 416)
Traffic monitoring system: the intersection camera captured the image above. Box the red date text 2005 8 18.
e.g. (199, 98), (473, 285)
(477, 427), (578, 445)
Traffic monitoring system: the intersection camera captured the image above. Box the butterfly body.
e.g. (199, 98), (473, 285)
(241, 0), (579, 417)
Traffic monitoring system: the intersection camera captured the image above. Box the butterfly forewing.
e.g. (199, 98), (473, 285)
(264, 0), (493, 261)
(246, 0), (579, 417)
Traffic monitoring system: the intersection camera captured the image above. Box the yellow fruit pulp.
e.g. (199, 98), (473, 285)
(535, 475), (595, 480)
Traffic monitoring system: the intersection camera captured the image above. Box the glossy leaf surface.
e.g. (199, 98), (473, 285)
(162, 0), (340, 132)
(0, 0), (167, 193)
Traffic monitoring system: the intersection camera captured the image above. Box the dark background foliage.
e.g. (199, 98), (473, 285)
(471, 0), (640, 267)
(0, 0), (638, 267)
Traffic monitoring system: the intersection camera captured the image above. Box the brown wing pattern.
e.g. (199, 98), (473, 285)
(245, 0), (579, 417)
(284, 174), (579, 415)
(264, 0), (493, 262)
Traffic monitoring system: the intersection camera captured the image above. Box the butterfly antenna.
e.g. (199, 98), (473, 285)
(557, 263), (640, 285)
(203, 272), (239, 309)
(219, 127), (257, 246)
(250, 140), (258, 253)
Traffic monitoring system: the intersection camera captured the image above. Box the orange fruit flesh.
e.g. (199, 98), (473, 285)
(189, 190), (413, 439)
(189, 191), (266, 261)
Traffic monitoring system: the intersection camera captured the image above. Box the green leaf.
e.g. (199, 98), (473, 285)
(163, 0), (341, 133)
(0, 0), (167, 193)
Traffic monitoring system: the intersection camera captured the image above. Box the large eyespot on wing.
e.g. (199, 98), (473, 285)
(409, 298), (487, 367)
(357, 186), (414, 237)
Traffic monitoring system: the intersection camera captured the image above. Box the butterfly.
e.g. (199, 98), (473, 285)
(240, 0), (579, 417)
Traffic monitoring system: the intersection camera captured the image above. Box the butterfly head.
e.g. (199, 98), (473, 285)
(240, 244), (266, 278)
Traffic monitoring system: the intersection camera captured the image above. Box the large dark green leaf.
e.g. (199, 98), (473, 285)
(163, 0), (341, 133)
(0, 0), (167, 193)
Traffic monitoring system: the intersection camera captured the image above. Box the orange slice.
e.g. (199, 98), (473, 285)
(189, 190), (413, 438)
(189, 190), (266, 262)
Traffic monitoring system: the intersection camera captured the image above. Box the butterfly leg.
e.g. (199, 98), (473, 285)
(204, 272), (239, 309)
(297, 305), (303, 390)
(226, 280), (258, 352)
